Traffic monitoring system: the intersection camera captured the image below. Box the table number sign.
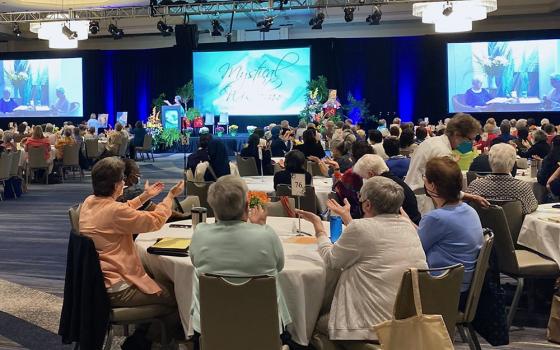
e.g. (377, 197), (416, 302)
(291, 173), (306, 197)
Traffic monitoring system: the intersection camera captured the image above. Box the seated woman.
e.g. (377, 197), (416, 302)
(206, 138), (230, 181)
(513, 127), (530, 155)
(240, 133), (273, 175)
(189, 175), (292, 349)
(310, 140), (353, 177)
(399, 128), (418, 155)
(296, 177), (427, 346)
(520, 130), (550, 159)
(273, 150), (312, 190)
(79, 157), (184, 349)
(23, 125), (53, 174)
(418, 156), (483, 302)
(467, 143), (538, 214)
(294, 129), (325, 159)
(54, 128), (76, 160)
(105, 123), (128, 156)
(383, 137), (410, 179)
(187, 133), (211, 174)
(270, 126), (290, 157)
(538, 136), (560, 195)
(129, 121), (147, 160)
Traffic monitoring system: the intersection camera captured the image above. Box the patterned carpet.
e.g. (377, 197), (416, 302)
(0, 154), (556, 350)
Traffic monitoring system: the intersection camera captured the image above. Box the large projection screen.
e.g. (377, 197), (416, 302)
(193, 47), (311, 116)
(448, 39), (560, 113)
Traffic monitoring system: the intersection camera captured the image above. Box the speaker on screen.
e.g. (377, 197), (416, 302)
(175, 24), (198, 49)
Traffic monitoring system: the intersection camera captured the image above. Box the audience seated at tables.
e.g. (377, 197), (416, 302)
(544, 123), (557, 144)
(187, 133), (211, 175)
(368, 129), (388, 160)
(54, 128), (76, 160)
(415, 126), (428, 145)
(383, 137), (410, 180)
(311, 140), (353, 177)
(399, 128), (418, 155)
(84, 127), (97, 140)
(389, 125), (400, 138)
(491, 120), (517, 146)
(270, 126), (290, 157)
(538, 135), (560, 196)
(353, 154), (421, 225)
(469, 150), (517, 177)
(520, 130), (550, 159)
(79, 157), (184, 349)
(513, 127), (530, 155)
(273, 150), (312, 190)
(416, 156), (483, 307)
(189, 175), (292, 350)
(2, 131), (17, 152)
(294, 129), (326, 159)
(295, 120), (307, 141)
(240, 133), (273, 175)
(23, 125), (51, 162)
(44, 123), (57, 145)
(468, 143), (537, 214)
(104, 122), (128, 156)
(130, 121), (147, 160)
(452, 139), (477, 171)
(72, 125), (84, 151)
(482, 122), (498, 149)
(296, 177), (427, 347)
(206, 137), (230, 181)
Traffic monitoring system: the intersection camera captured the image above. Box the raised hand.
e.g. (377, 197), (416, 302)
(168, 180), (185, 198)
(248, 205), (267, 225)
(144, 180), (165, 198)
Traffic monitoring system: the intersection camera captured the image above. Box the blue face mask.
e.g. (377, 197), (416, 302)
(456, 140), (472, 154)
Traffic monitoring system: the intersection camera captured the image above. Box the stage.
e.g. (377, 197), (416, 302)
(185, 133), (250, 156)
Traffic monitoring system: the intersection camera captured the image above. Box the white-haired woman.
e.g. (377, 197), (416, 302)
(296, 176), (427, 347)
(189, 175), (291, 349)
(467, 143), (537, 214)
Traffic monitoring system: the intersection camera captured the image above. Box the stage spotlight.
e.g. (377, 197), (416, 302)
(366, 6), (382, 25)
(157, 20), (174, 36)
(62, 24), (78, 39)
(211, 19), (224, 36)
(256, 16), (274, 32)
(442, 1), (453, 16)
(108, 23), (125, 40)
(344, 6), (355, 23)
(309, 12), (325, 30)
(12, 23), (21, 37)
(89, 20), (99, 34)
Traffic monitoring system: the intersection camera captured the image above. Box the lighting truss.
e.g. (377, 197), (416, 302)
(0, 0), (418, 23)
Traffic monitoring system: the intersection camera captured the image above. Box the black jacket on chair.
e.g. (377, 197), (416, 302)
(58, 231), (111, 350)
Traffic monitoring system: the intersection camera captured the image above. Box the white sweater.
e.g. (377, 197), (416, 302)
(317, 215), (427, 340)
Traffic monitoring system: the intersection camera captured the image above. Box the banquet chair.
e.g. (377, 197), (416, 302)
(199, 274), (289, 350)
(186, 180), (214, 217)
(68, 204), (81, 233)
(466, 171), (490, 186)
(204, 113), (215, 134)
(85, 139), (100, 163)
(456, 229), (494, 350)
(62, 144), (84, 182)
(173, 196), (200, 217)
(265, 197), (296, 217)
(472, 203), (560, 329)
(236, 156), (259, 177)
(0, 152), (12, 201)
(27, 147), (49, 185)
(276, 184), (317, 214)
(7, 150), (23, 198)
(487, 200), (524, 248)
(307, 161), (324, 177)
(136, 134), (154, 162)
(516, 158), (528, 170)
(117, 139), (128, 158)
(393, 264), (464, 338)
(217, 113), (229, 133)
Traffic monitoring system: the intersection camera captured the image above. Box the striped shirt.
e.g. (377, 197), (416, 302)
(467, 174), (538, 214)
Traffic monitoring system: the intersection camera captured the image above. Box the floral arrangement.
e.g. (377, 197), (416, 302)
(199, 127), (210, 135)
(478, 56), (509, 77)
(184, 127), (194, 136)
(247, 125), (257, 134)
(229, 125), (239, 132)
(215, 126), (225, 135)
(9, 72), (29, 87)
(186, 107), (201, 121)
(248, 191), (269, 208)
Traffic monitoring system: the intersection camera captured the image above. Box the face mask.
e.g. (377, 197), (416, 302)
(456, 140), (472, 154)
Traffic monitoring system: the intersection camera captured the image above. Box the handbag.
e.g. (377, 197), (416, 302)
(373, 268), (454, 350)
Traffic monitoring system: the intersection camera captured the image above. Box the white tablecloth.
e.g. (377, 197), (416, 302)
(135, 217), (332, 345)
(244, 176), (333, 212)
(518, 203), (560, 266)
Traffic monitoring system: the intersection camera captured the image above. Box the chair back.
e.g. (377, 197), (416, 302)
(306, 161), (323, 177)
(28, 147), (48, 168)
(466, 171), (490, 186)
(460, 229), (494, 324)
(236, 155), (259, 177)
(186, 180), (214, 217)
(9, 150), (22, 177)
(63, 144), (80, 166)
(516, 158), (528, 169)
(489, 199), (524, 247)
(85, 139), (100, 159)
(142, 134), (153, 149)
(471, 203), (519, 275)
(265, 197), (295, 217)
(199, 274), (281, 350)
(205, 113), (215, 126)
(276, 184), (317, 214)
(118, 138), (128, 157)
(218, 113), (229, 125)
(400, 149), (413, 157)
(0, 152), (12, 180)
(393, 264), (464, 338)
(68, 204), (81, 233)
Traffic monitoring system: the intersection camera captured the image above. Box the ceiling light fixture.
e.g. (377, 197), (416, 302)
(211, 19), (224, 36)
(309, 12), (325, 30)
(256, 16), (274, 32)
(108, 23), (124, 39)
(89, 20), (99, 34)
(344, 6), (355, 23)
(412, 0), (497, 33)
(366, 6), (382, 25)
(157, 20), (174, 36)
(12, 23), (21, 37)
(62, 24), (77, 39)
(30, 14), (89, 49)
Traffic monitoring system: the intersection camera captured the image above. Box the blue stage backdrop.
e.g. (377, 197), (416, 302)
(193, 47), (310, 116)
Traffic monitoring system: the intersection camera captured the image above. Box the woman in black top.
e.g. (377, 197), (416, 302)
(521, 130), (550, 159)
(294, 129), (325, 159)
(240, 133), (273, 175)
(270, 126), (290, 157)
(187, 133), (211, 174)
(538, 135), (560, 187)
(273, 150), (312, 190)
(206, 138), (230, 181)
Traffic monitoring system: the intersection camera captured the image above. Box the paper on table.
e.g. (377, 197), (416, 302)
(285, 236), (318, 244)
(546, 217), (560, 224)
(151, 238), (191, 249)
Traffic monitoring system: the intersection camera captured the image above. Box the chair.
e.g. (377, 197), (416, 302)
(488, 200), (524, 248)
(217, 113), (229, 133)
(68, 102), (80, 115)
(265, 197), (295, 217)
(136, 134), (154, 162)
(472, 203), (560, 328)
(456, 229), (494, 350)
(173, 196), (200, 216)
(236, 155), (259, 177)
(62, 144), (83, 182)
(393, 264), (464, 339)
(516, 158), (528, 169)
(276, 184), (317, 214)
(465, 171), (490, 186)
(117, 139), (128, 158)
(186, 180), (214, 217)
(7, 150), (23, 199)
(452, 94), (478, 113)
(204, 113), (215, 134)
(306, 161), (324, 177)
(0, 152), (12, 201)
(68, 204), (81, 233)
(27, 147), (49, 185)
(199, 274), (289, 350)
(85, 138), (100, 162)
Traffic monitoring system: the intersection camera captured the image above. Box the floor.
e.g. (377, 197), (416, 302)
(0, 153), (557, 350)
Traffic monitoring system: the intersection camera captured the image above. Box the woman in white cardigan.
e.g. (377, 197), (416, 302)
(296, 176), (427, 349)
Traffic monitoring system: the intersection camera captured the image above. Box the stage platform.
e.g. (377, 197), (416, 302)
(186, 133), (250, 156)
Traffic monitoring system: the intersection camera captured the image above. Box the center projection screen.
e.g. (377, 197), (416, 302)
(193, 47), (310, 116)
(448, 39), (560, 113)
(0, 57), (83, 117)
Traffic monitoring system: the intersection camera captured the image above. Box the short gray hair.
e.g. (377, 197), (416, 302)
(353, 154), (389, 178)
(489, 143), (516, 173)
(533, 129), (547, 143)
(360, 176), (404, 215)
(207, 175), (248, 221)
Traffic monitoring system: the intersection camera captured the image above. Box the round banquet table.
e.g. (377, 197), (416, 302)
(243, 176), (333, 212)
(518, 203), (560, 267)
(135, 216), (332, 346)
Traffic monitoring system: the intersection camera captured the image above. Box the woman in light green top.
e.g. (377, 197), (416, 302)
(189, 175), (292, 346)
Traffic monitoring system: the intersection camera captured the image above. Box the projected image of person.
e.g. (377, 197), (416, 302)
(51, 87), (69, 113)
(0, 89), (18, 113)
(545, 73), (560, 110)
(465, 77), (492, 107)
(164, 96), (186, 128)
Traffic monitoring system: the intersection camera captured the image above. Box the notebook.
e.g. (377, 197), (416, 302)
(147, 237), (191, 257)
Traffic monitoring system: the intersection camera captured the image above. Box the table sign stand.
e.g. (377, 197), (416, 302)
(259, 146), (264, 182)
(291, 173), (311, 236)
(181, 134), (189, 197)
